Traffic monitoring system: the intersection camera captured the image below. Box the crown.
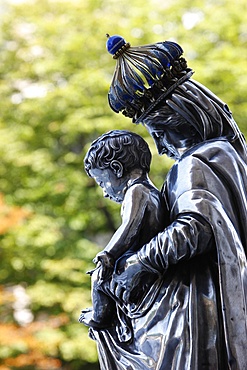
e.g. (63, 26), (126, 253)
(106, 34), (194, 123)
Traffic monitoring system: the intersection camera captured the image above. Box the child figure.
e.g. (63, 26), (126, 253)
(79, 130), (167, 329)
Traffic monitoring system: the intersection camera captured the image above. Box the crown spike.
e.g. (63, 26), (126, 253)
(106, 34), (130, 58)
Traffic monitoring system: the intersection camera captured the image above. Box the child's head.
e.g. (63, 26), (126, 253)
(84, 130), (152, 203)
(84, 130), (151, 176)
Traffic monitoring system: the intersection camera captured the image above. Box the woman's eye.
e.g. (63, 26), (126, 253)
(153, 132), (162, 139)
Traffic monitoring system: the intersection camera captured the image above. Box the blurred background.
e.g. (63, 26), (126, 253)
(0, 0), (246, 369)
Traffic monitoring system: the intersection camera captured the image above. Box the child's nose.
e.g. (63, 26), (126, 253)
(103, 190), (109, 198)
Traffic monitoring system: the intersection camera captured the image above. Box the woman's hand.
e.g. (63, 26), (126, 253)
(110, 253), (157, 303)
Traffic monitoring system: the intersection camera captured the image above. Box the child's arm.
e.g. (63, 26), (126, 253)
(106, 184), (150, 257)
(94, 184), (150, 273)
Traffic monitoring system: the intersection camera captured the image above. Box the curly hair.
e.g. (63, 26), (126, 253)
(84, 130), (151, 177)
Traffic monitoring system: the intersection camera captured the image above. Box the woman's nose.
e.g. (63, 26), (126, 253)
(155, 140), (166, 155)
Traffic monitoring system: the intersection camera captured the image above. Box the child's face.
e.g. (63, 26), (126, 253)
(90, 168), (126, 203)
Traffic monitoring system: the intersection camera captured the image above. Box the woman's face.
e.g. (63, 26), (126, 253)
(144, 123), (196, 159)
(145, 125), (182, 159)
(143, 113), (200, 159)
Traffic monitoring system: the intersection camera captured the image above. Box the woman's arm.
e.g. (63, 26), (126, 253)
(110, 212), (213, 302)
(138, 212), (213, 273)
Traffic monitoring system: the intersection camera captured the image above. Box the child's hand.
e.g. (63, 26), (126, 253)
(93, 251), (115, 282)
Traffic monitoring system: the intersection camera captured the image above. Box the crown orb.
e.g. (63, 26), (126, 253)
(106, 34), (127, 55)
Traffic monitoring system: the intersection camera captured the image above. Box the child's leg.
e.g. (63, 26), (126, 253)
(79, 266), (115, 328)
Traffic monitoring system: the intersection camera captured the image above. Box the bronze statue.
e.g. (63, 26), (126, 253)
(80, 35), (247, 370)
(79, 130), (167, 328)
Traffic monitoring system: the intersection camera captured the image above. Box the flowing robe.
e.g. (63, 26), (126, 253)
(92, 139), (247, 370)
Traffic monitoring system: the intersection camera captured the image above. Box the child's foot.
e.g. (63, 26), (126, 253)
(78, 308), (113, 329)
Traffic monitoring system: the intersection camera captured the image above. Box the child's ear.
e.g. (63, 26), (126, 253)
(110, 160), (123, 178)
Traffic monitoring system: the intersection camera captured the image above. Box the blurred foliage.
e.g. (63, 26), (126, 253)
(0, 0), (246, 369)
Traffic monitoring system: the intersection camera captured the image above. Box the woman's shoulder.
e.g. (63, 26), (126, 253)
(183, 138), (237, 160)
